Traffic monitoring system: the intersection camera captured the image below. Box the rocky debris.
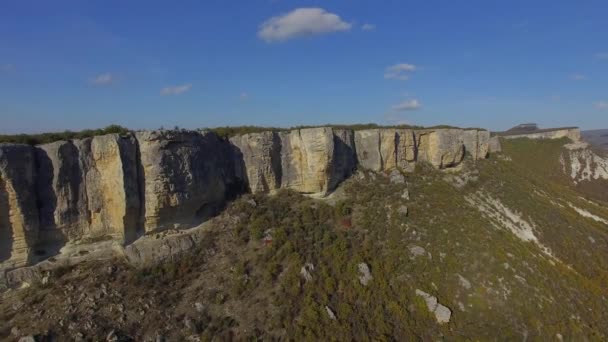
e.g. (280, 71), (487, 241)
(389, 169), (405, 184)
(325, 306), (337, 320)
(300, 263), (315, 282)
(457, 274), (472, 290)
(415, 289), (452, 324)
(408, 245), (427, 258)
(357, 263), (373, 286)
(401, 189), (410, 200)
(397, 205), (409, 216)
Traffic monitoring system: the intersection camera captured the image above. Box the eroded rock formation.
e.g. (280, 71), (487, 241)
(0, 126), (493, 272)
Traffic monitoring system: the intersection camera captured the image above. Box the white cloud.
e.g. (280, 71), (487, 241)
(160, 83), (192, 96)
(595, 101), (608, 110)
(258, 8), (352, 42)
(570, 73), (587, 81)
(594, 52), (608, 60)
(384, 63), (417, 80)
(361, 23), (376, 31)
(392, 99), (422, 111)
(89, 73), (114, 85)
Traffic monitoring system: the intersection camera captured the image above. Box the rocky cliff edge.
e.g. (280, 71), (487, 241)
(1, 126), (497, 272)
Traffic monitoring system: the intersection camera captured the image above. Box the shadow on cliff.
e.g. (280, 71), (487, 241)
(0, 179), (12, 263)
(33, 147), (68, 262)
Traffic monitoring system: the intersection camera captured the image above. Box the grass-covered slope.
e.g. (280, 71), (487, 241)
(2, 138), (608, 341)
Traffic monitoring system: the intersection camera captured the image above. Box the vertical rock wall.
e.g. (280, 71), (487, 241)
(0, 126), (493, 271)
(136, 130), (237, 233)
(0, 144), (39, 269)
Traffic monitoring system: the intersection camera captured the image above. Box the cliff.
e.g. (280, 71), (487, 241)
(496, 127), (581, 142)
(0, 126), (496, 272)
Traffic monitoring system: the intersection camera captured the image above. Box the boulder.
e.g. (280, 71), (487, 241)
(415, 289), (452, 324)
(357, 262), (373, 286)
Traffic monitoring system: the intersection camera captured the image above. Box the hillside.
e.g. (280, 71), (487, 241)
(2, 137), (608, 340)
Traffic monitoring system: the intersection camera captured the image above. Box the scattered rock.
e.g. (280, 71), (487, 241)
(325, 306), (337, 320)
(401, 189), (410, 200)
(300, 263), (315, 282)
(106, 330), (119, 342)
(397, 205), (408, 216)
(194, 302), (205, 313)
(389, 170), (405, 184)
(457, 274), (471, 290)
(357, 263), (373, 286)
(408, 245), (426, 258)
(18, 337), (36, 342)
(415, 289), (452, 324)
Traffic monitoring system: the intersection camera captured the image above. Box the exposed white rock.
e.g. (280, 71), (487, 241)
(325, 306), (337, 320)
(562, 142), (608, 184)
(415, 289), (452, 324)
(568, 203), (608, 225)
(357, 262), (373, 286)
(457, 274), (472, 290)
(466, 191), (554, 257)
(300, 263), (315, 282)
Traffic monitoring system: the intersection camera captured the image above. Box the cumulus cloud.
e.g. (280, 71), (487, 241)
(258, 8), (352, 42)
(570, 73), (587, 81)
(392, 99), (422, 111)
(595, 101), (608, 110)
(89, 73), (114, 85)
(384, 63), (417, 80)
(361, 23), (376, 31)
(160, 83), (192, 96)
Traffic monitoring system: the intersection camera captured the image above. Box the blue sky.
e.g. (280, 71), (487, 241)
(1, 0), (607, 133)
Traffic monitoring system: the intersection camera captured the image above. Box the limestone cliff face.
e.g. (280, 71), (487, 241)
(354, 129), (417, 172)
(489, 136), (502, 154)
(0, 144), (39, 270)
(136, 130), (238, 233)
(463, 130), (490, 160)
(417, 129), (468, 169)
(35, 135), (141, 244)
(229, 131), (281, 193)
(280, 127), (335, 194)
(0, 126), (494, 272)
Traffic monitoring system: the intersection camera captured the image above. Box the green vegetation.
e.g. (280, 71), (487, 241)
(0, 125), (130, 145)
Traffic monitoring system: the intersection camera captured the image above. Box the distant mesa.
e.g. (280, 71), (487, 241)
(495, 123), (581, 142)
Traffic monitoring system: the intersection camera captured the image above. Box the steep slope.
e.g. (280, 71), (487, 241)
(2, 137), (608, 340)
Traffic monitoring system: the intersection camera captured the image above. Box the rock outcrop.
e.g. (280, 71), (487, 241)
(0, 125), (493, 273)
(498, 127), (581, 142)
(0, 144), (39, 270)
(35, 135), (141, 247)
(136, 130), (239, 233)
(229, 131), (281, 193)
(561, 142), (608, 184)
